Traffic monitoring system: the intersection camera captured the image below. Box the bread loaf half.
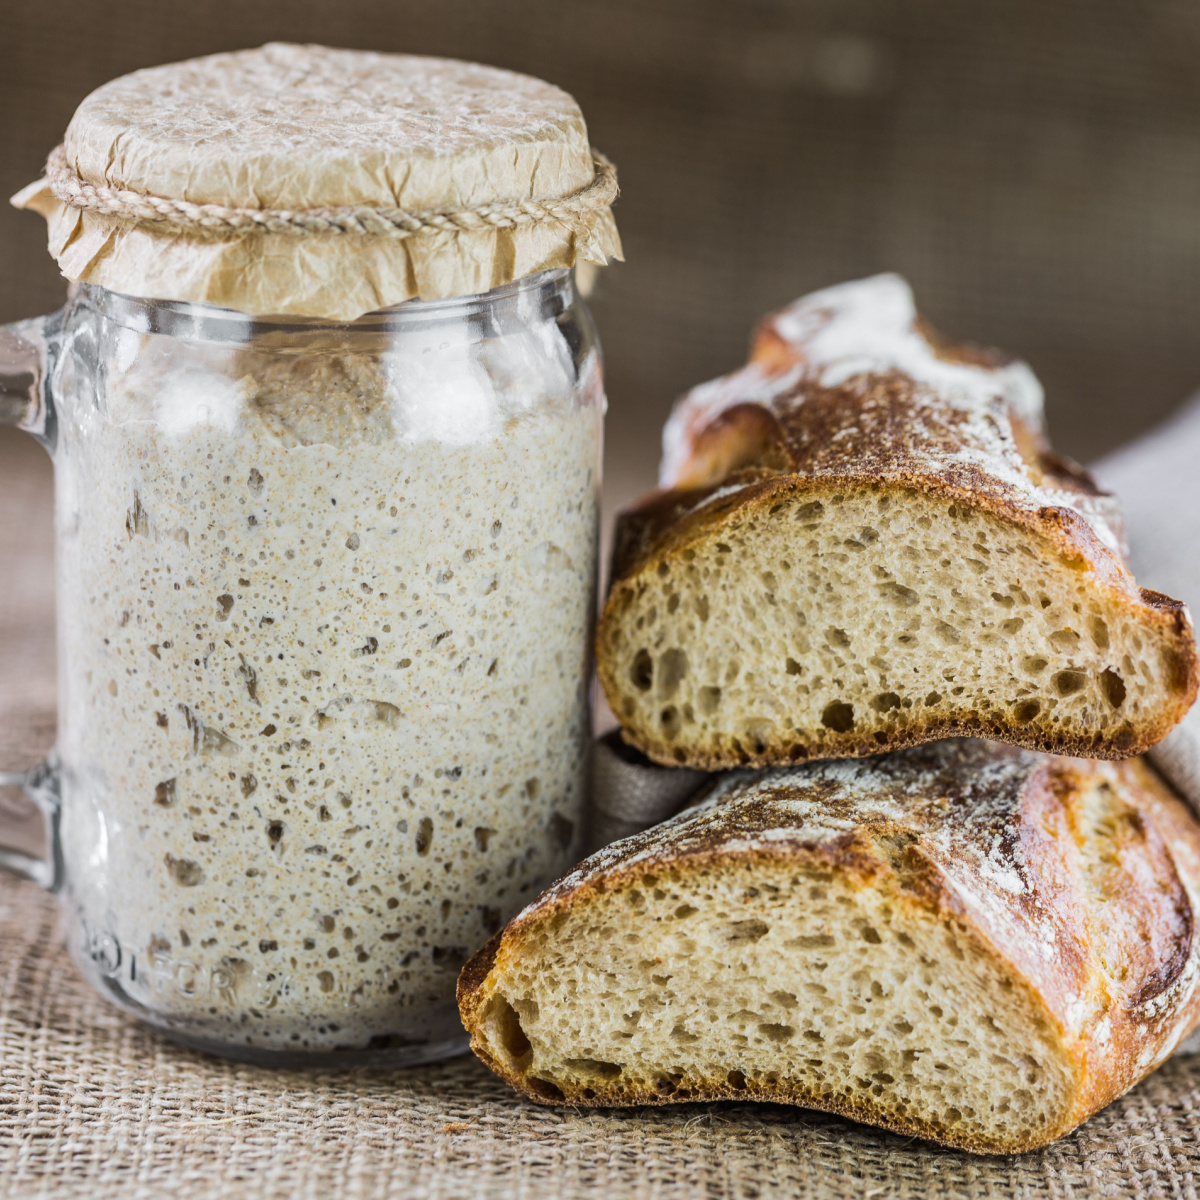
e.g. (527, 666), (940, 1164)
(596, 276), (1198, 769)
(458, 741), (1200, 1153)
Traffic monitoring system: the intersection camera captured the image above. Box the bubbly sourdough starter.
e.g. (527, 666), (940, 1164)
(55, 316), (599, 1052)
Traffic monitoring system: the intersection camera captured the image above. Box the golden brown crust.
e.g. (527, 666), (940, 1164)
(456, 930), (502, 1013)
(455, 931), (505, 1076)
(615, 374), (1132, 586)
(459, 742), (1200, 1153)
(599, 291), (1198, 768)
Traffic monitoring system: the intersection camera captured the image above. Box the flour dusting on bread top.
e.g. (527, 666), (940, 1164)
(658, 275), (1127, 557)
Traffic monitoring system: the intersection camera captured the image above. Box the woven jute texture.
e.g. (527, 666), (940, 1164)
(3, 436), (1200, 1198)
(4, 872), (1200, 1200)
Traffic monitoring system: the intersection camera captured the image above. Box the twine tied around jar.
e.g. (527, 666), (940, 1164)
(43, 143), (619, 240)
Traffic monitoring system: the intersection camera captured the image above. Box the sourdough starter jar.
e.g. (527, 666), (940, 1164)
(0, 44), (620, 1065)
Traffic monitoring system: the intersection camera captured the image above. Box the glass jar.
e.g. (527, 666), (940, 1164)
(0, 267), (602, 1065)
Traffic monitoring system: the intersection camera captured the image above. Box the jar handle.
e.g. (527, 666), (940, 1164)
(0, 312), (64, 890)
(1, 313), (60, 446)
(0, 762), (61, 891)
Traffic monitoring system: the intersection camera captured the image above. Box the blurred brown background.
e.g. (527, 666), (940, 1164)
(4, 0), (1200, 512)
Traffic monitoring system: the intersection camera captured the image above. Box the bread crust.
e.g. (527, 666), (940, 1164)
(597, 282), (1198, 768)
(458, 742), (1200, 1153)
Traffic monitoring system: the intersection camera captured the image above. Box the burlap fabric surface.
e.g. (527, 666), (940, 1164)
(3, 882), (1200, 1200)
(5, 431), (1200, 1197)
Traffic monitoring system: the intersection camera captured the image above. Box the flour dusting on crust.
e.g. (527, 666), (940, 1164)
(657, 275), (1125, 560)
(767, 275), (1044, 431)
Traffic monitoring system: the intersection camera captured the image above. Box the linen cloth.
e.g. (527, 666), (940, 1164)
(1094, 394), (1200, 815)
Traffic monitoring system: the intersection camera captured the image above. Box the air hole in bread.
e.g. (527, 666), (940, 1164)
(658, 648), (688, 698)
(743, 721), (772, 755)
(486, 995), (532, 1067)
(415, 817), (433, 856)
(1052, 670), (1087, 698)
(631, 649), (653, 691)
(821, 701), (855, 732)
(759, 1023), (794, 1044)
(565, 1057), (623, 1079)
(526, 1077), (565, 1101)
(726, 919), (771, 942)
(789, 933), (835, 949)
(1100, 668), (1126, 709)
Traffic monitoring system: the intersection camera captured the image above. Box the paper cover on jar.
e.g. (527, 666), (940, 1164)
(11, 43), (622, 321)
